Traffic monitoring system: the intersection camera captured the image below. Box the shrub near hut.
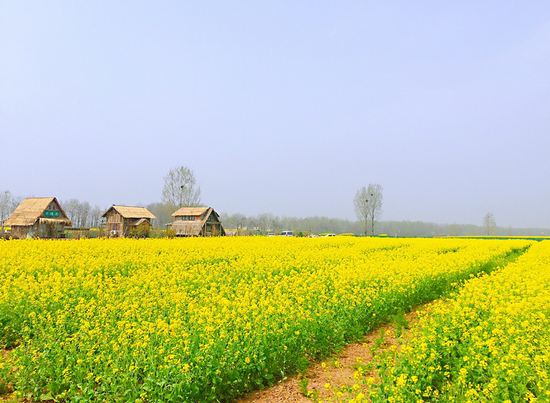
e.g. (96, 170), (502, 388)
(127, 222), (152, 238)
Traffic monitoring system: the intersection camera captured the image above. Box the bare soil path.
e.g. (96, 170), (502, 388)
(236, 303), (433, 403)
(0, 349), (15, 402)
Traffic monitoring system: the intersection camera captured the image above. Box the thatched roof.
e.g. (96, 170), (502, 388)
(170, 221), (205, 236)
(3, 197), (71, 227)
(131, 218), (152, 227)
(38, 217), (72, 225)
(172, 207), (210, 217)
(102, 205), (156, 219)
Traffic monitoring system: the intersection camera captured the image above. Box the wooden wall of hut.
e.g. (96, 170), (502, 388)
(105, 211), (124, 237)
(9, 226), (30, 239)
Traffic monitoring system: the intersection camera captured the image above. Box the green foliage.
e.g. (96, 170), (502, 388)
(89, 228), (101, 238)
(164, 228), (176, 238)
(298, 378), (309, 396)
(0, 353), (14, 397)
(0, 380), (12, 396)
(148, 228), (177, 238)
(390, 310), (409, 338)
(127, 223), (151, 238)
(371, 329), (386, 354)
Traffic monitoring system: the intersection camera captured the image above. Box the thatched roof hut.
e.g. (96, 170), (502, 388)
(170, 207), (225, 237)
(101, 205), (156, 237)
(3, 197), (71, 239)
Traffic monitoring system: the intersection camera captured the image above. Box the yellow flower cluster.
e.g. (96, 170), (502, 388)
(368, 240), (550, 402)
(0, 237), (532, 401)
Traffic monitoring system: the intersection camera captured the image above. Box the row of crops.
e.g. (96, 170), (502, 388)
(336, 240), (550, 402)
(0, 237), (535, 402)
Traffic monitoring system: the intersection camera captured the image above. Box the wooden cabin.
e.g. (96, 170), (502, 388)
(3, 197), (72, 239)
(170, 207), (225, 237)
(101, 205), (156, 237)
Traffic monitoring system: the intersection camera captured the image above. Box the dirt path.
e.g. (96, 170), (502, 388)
(236, 303), (432, 403)
(1, 349), (15, 402)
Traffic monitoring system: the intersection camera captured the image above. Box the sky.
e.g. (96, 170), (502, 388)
(1, 1), (549, 228)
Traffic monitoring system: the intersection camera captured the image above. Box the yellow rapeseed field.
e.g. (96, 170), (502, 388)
(342, 240), (550, 403)
(0, 237), (532, 402)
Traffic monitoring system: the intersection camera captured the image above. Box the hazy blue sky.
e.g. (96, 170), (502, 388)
(1, 1), (549, 227)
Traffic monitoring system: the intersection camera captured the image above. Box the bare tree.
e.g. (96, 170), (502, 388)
(247, 217), (259, 234)
(0, 190), (13, 223)
(483, 212), (496, 235)
(89, 205), (103, 228)
(229, 213), (247, 231)
(10, 195), (23, 212)
(367, 184), (383, 235)
(76, 201), (91, 227)
(354, 184), (383, 236)
(257, 213), (274, 232)
(161, 166), (201, 209)
(354, 187), (370, 235)
(61, 199), (80, 226)
(60, 199), (101, 227)
(147, 202), (176, 229)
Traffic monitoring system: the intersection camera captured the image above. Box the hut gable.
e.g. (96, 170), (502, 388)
(3, 197), (71, 239)
(4, 197), (70, 227)
(101, 205), (156, 237)
(102, 206), (156, 220)
(172, 207), (209, 222)
(170, 207), (225, 237)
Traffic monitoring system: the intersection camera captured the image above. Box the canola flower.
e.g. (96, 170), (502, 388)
(0, 237), (532, 402)
(358, 240), (550, 402)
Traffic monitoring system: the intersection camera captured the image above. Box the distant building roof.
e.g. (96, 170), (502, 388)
(132, 218), (152, 227)
(171, 207), (210, 217)
(101, 205), (156, 219)
(3, 197), (71, 227)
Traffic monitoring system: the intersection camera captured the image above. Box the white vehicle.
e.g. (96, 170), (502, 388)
(266, 232), (275, 237)
(322, 233), (336, 237)
(280, 230), (294, 237)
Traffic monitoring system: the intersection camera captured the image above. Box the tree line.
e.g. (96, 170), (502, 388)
(0, 191), (23, 223)
(2, 166), (549, 237)
(215, 214), (550, 237)
(61, 200), (104, 228)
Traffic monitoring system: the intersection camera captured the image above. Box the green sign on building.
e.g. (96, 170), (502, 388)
(44, 210), (60, 218)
